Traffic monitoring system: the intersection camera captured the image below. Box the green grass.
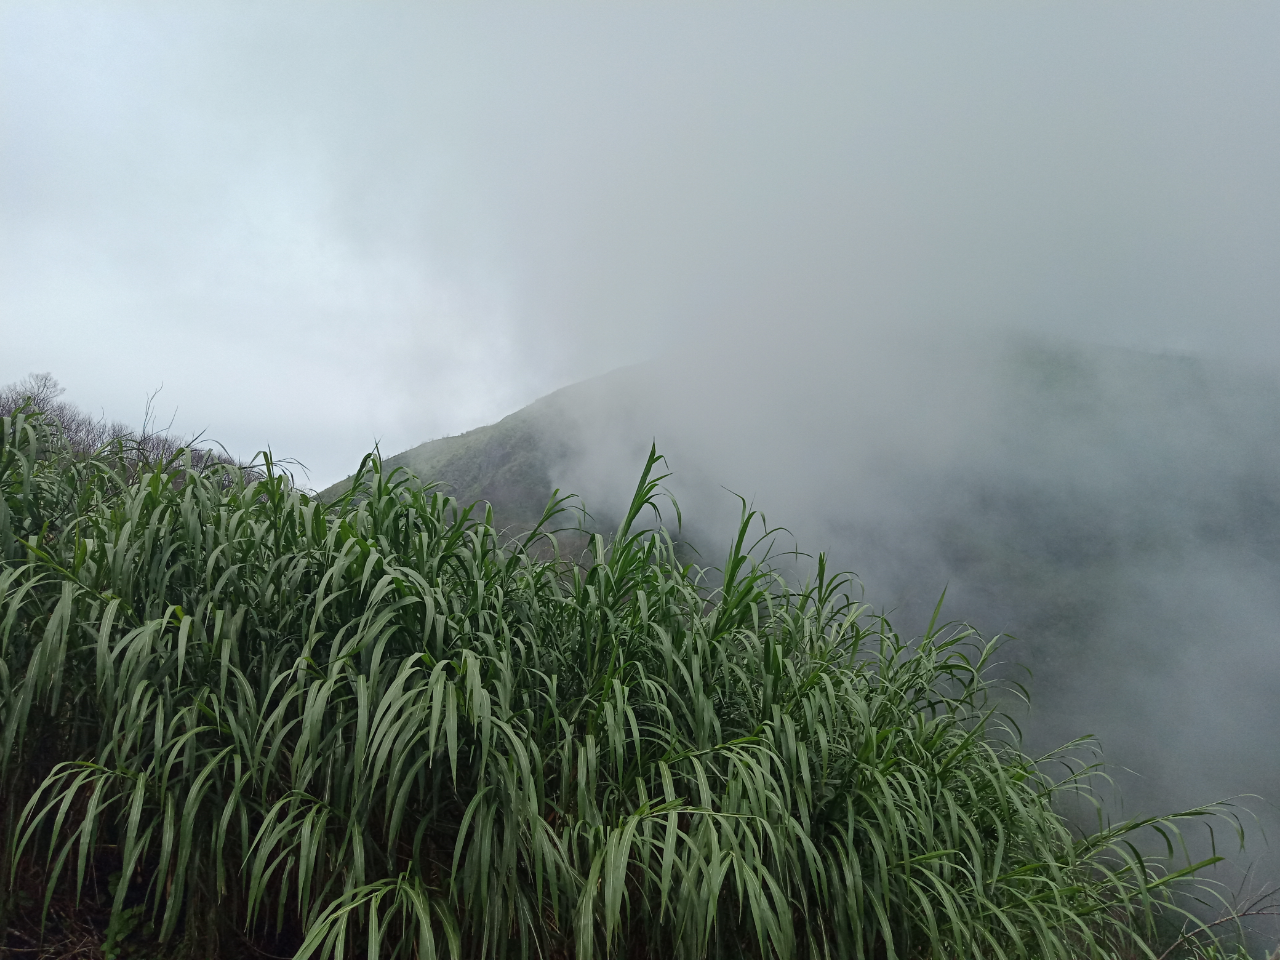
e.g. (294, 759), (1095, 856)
(0, 407), (1256, 959)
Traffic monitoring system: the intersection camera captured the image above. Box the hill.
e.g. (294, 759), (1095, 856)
(319, 377), (581, 529)
(318, 365), (662, 534)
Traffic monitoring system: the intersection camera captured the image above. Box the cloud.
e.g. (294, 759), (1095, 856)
(4, 4), (1280, 487)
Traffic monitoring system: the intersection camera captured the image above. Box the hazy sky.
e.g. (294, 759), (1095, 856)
(3, 4), (1279, 486)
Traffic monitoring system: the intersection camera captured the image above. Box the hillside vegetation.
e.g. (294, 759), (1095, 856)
(0, 403), (1255, 959)
(318, 343), (1280, 806)
(317, 382), (574, 528)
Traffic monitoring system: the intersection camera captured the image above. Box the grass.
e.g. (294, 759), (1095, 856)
(0, 405), (1260, 959)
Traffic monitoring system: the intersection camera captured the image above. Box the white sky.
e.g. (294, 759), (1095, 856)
(3, 3), (1279, 488)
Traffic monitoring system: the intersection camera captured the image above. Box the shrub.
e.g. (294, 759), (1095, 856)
(0, 408), (1246, 959)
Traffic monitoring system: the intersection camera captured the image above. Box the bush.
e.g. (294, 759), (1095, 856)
(0, 408), (1248, 959)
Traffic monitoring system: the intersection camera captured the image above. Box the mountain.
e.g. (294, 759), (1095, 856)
(318, 364), (662, 533)
(319, 379), (575, 528)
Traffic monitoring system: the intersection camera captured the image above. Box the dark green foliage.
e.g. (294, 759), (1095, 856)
(0, 408), (1248, 959)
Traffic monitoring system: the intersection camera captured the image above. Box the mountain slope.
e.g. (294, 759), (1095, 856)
(318, 369), (640, 531)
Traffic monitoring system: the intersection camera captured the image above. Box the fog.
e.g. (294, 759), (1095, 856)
(4, 5), (1280, 481)
(4, 0), (1280, 919)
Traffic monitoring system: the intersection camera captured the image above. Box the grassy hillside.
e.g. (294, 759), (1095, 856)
(2, 404), (1260, 960)
(317, 378), (597, 528)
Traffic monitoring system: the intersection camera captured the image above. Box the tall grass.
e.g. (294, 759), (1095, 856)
(0, 406), (1248, 959)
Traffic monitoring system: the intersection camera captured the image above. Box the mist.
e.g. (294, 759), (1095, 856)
(5, 5), (1280, 481)
(5, 0), (1280, 923)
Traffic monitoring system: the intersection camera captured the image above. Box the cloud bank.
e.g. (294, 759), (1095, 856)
(3, 4), (1278, 486)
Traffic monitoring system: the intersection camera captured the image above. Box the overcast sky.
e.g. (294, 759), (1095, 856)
(3, 3), (1279, 487)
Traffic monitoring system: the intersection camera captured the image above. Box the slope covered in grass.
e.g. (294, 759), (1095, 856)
(317, 378), (589, 530)
(0, 406), (1252, 959)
